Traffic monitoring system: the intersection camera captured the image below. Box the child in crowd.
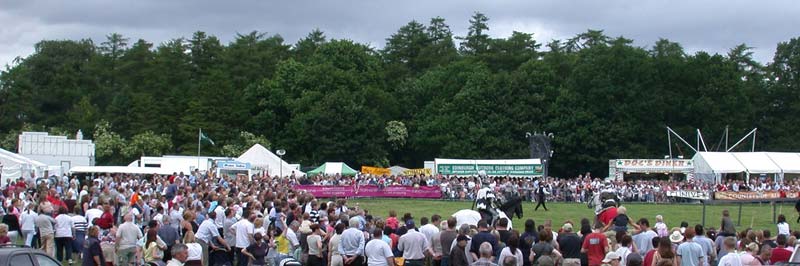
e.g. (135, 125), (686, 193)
(655, 215), (669, 237)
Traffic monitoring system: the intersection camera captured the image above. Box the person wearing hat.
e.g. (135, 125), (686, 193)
(557, 223), (582, 266)
(626, 253), (643, 266)
(601, 252), (621, 266)
(669, 230), (684, 244)
(450, 233), (471, 266)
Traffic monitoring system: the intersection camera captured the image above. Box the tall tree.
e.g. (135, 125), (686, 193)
(458, 12), (491, 55)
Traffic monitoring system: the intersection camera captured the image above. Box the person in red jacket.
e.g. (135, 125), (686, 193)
(770, 234), (792, 264)
(95, 203), (115, 230)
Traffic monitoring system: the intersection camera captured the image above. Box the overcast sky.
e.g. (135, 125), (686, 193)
(1, 0), (798, 68)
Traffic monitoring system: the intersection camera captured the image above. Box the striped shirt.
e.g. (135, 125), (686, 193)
(71, 215), (89, 232)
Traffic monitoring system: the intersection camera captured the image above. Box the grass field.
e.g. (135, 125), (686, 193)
(349, 198), (796, 232)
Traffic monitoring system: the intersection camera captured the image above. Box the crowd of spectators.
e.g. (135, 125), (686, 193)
(0, 170), (798, 266)
(297, 173), (798, 203)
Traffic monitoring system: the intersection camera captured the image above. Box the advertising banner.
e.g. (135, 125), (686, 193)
(403, 168), (432, 176)
(666, 190), (710, 200)
(436, 164), (542, 176)
(714, 191), (782, 200)
(361, 166), (391, 176)
(615, 159), (693, 172)
(294, 185), (442, 198)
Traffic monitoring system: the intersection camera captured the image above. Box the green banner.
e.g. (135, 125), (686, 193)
(436, 164), (543, 176)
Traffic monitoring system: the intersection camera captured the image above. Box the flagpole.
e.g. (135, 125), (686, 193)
(198, 128), (202, 173)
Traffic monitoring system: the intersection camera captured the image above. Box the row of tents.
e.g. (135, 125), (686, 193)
(693, 152), (800, 183)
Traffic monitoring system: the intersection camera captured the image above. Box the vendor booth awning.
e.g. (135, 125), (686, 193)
(307, 162), (358, 176)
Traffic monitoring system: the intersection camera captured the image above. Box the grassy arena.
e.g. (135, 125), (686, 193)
(349, 199), (797, 232)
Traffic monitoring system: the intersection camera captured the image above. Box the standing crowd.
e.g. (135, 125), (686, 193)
(1, 171), (800, 266)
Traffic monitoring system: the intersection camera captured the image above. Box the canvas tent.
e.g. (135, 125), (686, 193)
(237, 144), (304, 177)
(389, 165), (409, 175)
(731, 152), (781, 174)
(692, 152), (747, 183)
(307, 162), (358, 176)
(0, 147), (48, 184)
(693, 152), (800, 183)
(765, 153), (800, 174)
(69, 166), (174, 175)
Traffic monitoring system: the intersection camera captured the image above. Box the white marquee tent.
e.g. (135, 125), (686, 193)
(765, 153), (800, 174)
(732, 152), (781, 174)
(1, 147), (47, 183)
(693, 152), (800, 183)
(237, 144), (304, 177)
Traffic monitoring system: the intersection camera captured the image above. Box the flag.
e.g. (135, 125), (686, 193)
(199, 130), (215, 145)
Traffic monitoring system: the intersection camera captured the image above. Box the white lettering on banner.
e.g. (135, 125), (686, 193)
(666, 190), (709, 200)
(616, 159), (693, 170)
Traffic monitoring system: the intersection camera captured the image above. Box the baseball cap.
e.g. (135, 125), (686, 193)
(627, 253), (643, 266)
(562, 223), (573, 232)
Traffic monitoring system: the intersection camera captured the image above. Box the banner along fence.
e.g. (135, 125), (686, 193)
(294, 184), (442, 199)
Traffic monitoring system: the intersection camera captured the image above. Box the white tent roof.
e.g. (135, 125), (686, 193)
(732, 152), (782, 174)
(389, 165), (408, 175)
(766, 153), (800, 174)
(1, 147), (47, 182)
(237, 144), (304, 177)
(69, 166), (174, 175)
(693, 152), (747, 174)
(0, 147), (47, 168)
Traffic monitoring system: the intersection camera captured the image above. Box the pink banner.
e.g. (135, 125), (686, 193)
(293, 185), (442, 199)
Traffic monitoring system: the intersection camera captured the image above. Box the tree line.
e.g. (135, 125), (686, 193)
(1, 12), (799, 177)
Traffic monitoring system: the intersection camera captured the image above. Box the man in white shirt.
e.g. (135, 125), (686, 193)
(232, 214), (255, 266)
(366, 228), (395, 266)
(398, 221), (433, 266)
(717, 237), (742, 266)
(167, 243), (189, 266)
(116, 213), (143, 266)
(85, 204), (103, 227)
(54, 208), (75, 263)
(214, 200), (227, 234)
(419, 215), (441, 243)
(196, 211), (229, 265)
(286, 221), (301, 254)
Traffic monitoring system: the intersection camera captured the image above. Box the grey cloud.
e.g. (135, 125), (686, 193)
(1, 0), (798, 68)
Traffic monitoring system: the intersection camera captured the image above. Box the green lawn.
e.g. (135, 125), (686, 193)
(349, 199), (797, 232)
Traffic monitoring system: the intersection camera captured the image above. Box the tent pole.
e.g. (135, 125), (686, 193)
(727, 128), (757, 152)
(725, 126), (729, 151)
(666, 127), (698, 153)
(667, 128), (673, 159)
